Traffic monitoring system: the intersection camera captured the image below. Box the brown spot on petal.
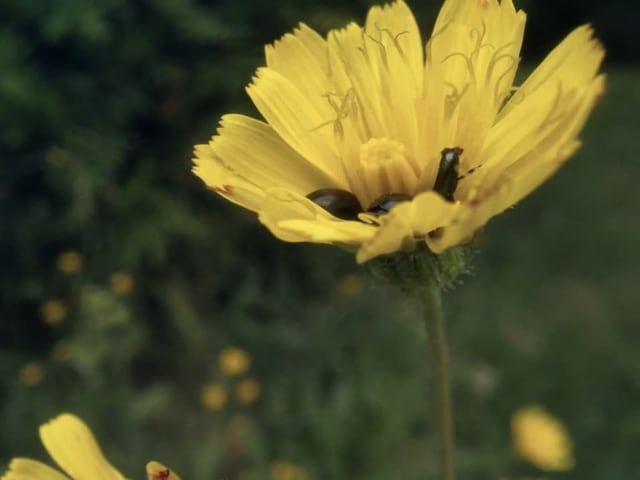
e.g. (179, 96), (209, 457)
(150, 469), (171, 480)
(213, 185), (234, 195)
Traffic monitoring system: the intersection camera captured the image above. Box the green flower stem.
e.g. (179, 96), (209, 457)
(420, 284), (456, 480)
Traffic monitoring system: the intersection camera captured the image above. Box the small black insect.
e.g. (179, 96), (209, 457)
(433, 147), (464, 201)
(366, 193), (412, 215)
(306, 188), (362, 221)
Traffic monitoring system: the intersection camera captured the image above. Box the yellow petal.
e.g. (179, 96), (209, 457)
(1, 459), (68, 480)
(455, 71), (606, 230)
(479, 25), (605, 181)
(246, 68), (346, 187)
(258, 189), (376, 245)
(364, 0), (424, 154)
(365, 0), (423, 87)
(265, 24), (331, 121)
(357, 191), (459, 263)
(327, 1), (424, 165)
(206, 114), (335, 195)
(430, 139), (582, 253)
(499, 25), (604, 120)
(327, 23), (387, 140)
(192, 144), (265, 212)
(421, 0), (526, 187)
(39, 414), (125, 480)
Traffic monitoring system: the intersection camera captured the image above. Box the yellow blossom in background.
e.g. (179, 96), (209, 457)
(235, 378), (261, 406)
(51, 340), (73, 363)
(269, 460), (306, 480)
(40, 299), (68, 326)
(511, 405), (575, 471)
(333, 274), (364, 297)
(57, 250), (83, 274)
(19, 362), (45, 386)
(45, 146), (70, 167)
(0, 413), (180, 480)
(109, 272), (134, 295)
(200, 382), (228, 411)
(218, 346), (251, 376)
(193, 0), (604, 263)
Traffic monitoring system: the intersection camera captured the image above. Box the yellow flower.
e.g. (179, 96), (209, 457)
(57, 250), (83, 274)
(511, 405), (575, 471)
(218, 346), (251, 376)
(40, 299), (68, 326)
(19, 361), (45, 386)
(193, 0), (604, 263)
(200, 382), (228, 411)
(51, 340), (73, 363)
(0, 413), (181, 480)
(333, 274), (365, 297)
(235, 378), (261, 406)
(109, 272), (134, 295)
(269, 460), (306, 480)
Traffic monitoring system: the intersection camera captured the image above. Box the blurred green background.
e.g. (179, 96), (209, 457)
(1, 0), (638, 479)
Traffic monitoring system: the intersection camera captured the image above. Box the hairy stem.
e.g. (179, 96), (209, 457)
(421, 285), (456, 480)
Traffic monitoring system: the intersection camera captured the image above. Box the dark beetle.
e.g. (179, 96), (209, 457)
(433, 147), (463, 201)
(366, 193), (412, 215)
(306, 188), (362, 221)
(308, 146), (466, 221)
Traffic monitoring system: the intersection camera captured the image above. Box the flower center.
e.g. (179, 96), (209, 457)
(356, 137), (418, 205)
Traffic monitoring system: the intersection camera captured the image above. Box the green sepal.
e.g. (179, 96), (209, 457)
(366, 242), (471, 293)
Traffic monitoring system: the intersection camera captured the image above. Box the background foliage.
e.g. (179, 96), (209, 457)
(1, 0), (638, 479)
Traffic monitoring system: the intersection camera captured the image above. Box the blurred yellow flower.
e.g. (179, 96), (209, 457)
(218, 346), (251, 376)
(40, 299), (68, 326)
(333, 274), (364, 297)
(57, 250), (83, 274)
(45, 146), (70, 167)
(269, 460), (306, 480)
(19, 361), (45, 386)
(200, 382), (228, 411)
(193, 0), (604, 263)
(235, 378), (261, 406)
(51, 340), (73, 363)
(511, 405), (575, 471)
(0, 413), (180, 480)
(109, 272), (134, 295)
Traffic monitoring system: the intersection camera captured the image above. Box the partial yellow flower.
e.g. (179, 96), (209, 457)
(0, 414), (180, 480)
(218, 346), (251, 376)
(511, 405), (575, 472)
(109, 272), (134, 295)
(51, 340), (73, 363)
(57, 250), (83, 274)
(333, 274), (365, 297)
(200, 382), (228, 411)
(40, 299), (68, 326)
(19, 361), (45, 386)
(146, 461), (181, 480)
(193, 0), (604, 263)
(235, 378), (261, 406)
(269, 460), (306, 480)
